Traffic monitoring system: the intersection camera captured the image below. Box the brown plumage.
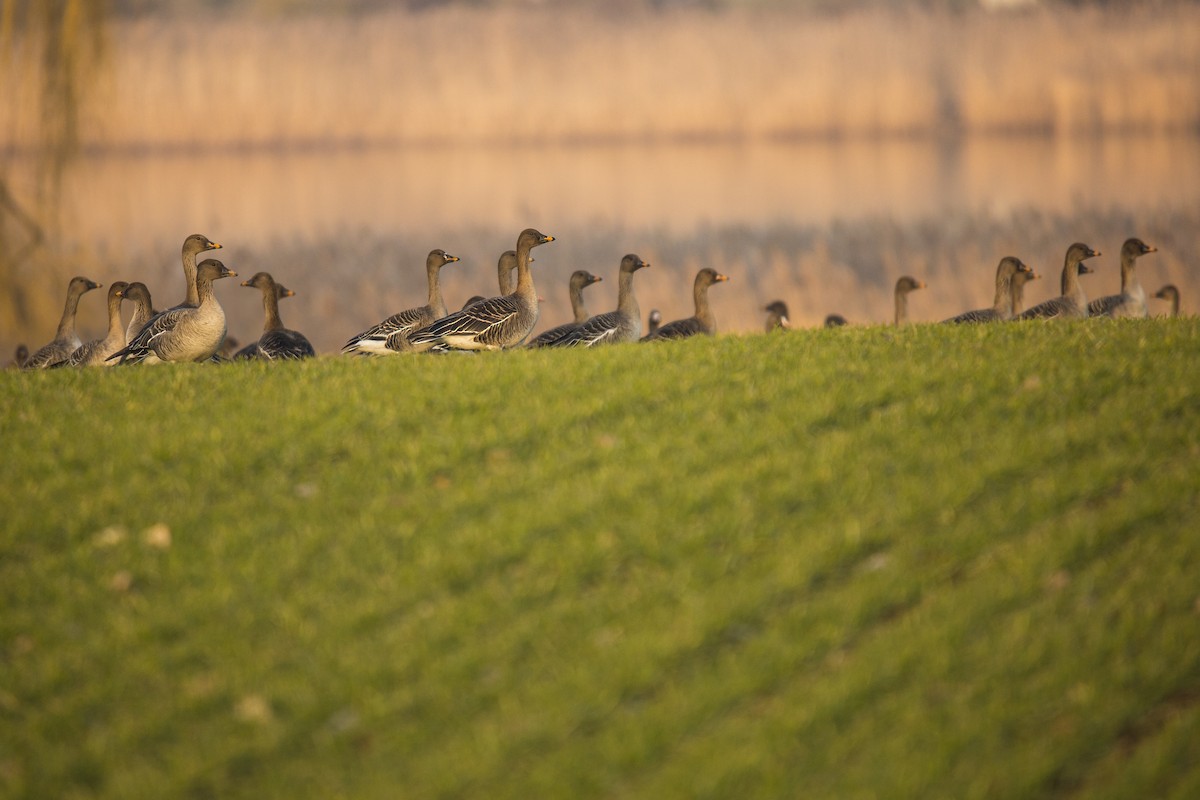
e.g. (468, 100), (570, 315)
(644, 268), (729, 341)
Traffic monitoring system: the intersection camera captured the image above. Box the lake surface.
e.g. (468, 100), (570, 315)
(6, 135), (1198, 355)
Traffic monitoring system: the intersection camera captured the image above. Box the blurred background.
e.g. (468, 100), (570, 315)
(2, 0), (1198, 357)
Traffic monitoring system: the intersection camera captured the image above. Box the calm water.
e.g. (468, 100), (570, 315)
(7, 135), (1198, 355)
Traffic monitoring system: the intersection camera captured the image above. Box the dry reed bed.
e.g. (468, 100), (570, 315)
(3, 5), (1200, 149)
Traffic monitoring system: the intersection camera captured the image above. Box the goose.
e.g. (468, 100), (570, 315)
(764, 300), (791, 332)
(1011, 268), (1040, 316)
(408, 229), (555, 351)
(555, 254), (650, 347)
(527, 270), (604, 347)
(1153, 284), (1180, 317)
(232, 281), (291, 359)
(647, 309), (662, 336)
(122, 282), (157, 345)
(342, 249), (460, 355)
(824, 314), (848, 328)
(59, 282), (130, 367)
(1016, 243), (1099, 320)
(894, 276), (926, 326)
(174, 234), (223, 309)
(645, 268), (729, 341)
(1088, 238), (1157, 318)
(944, 257), (1032, 324)
(235, 272), (315, 360)
(23, 276), (102, 369)
(8, 344), (29, 370)
(108, 259), (237, 364)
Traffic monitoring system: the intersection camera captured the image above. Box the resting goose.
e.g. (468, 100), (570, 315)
(1016, 243), (1099, 320)
(1088, 238), (1157, 318)
(527, 270), (603, 347)
(645, 268), (730, 341)
(1153, 284), (1180, 317)
(1010, 268), (1040, 316)
(408, 229), (555, 351)
(647, 309), (662, 336)
(461, 296), (486, 310)
(894, 276), (926, 326)
(555, 254), (650, 347)
(23, 276), (102, 369)
(235, 272), (314, 360)
(122, 282), (157, 345)
(824, 314), (848, 328)
(944, 257), (1032, 324)
(108, 259), (237, 364)
(341, 249), (459, 355)
(764, 300), (791, 332)
(60, 282), (130, 367)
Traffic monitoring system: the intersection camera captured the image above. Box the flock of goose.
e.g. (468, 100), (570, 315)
(9, 229), (1182, 370)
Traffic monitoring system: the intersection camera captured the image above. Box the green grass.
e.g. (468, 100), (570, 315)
(2, 320), (1199, 799)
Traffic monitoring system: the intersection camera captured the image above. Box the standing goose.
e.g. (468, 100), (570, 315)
(232, 281), (291, 359)
(527, 270), (604, 347)
(235, 272), (315, 360)
(23, 276), (102, 369)
(555, 254), (650, 347)
(894, 276), (926, 326)
(764, 300), (791, 332)
(825, 314), (848, 328)
(1011, 268), (1040, 316)
(408, 229), (555, 351)
(1153, 284), (1180, 317)
(60, 282), (130, 367)
(1016, 243), (1100, 320)
(944, 257), (1032, 324)
(342, 249), (460, 355)
(647, 309), (662, 337)
(1088, 237), (1157, 318)
(644, 268), (729, 341)
(123, 282), (157, 346)
(108, 259), (237, 364)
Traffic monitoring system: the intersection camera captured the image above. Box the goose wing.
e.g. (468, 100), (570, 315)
(944, 308), (1001, 324)
(647, 317), (703, 340)
(527, 321), (581, 348)
(108, 307), (190, 363)
(1087, 294), (1124, 317)
(342, 306), (434, 354)
(554, 311), (624, 348)
(23, 340), (75, 369)
(1017, 297), (1073, 321)
(258, 329), (316, 360)
(409, 295), (521, 350)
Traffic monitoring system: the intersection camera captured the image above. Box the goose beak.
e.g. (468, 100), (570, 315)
(240, 279), (252, 287)
(226, 269), (238, 279)
(1090, 249), (1102, 258)
(1079, 265), (1094, 274)
(1145, 244), (1158, 253)
(592, 276), (603, 283)
(210, 241), (223, 250)
(1030, 272), (1041, 280)
(447, 255), (460, 263)
(283, 289), (296, 297)
(542, 234), (555, 243)
(715, 273), (730, 282)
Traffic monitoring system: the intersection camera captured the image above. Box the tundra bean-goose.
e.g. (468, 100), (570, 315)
(60, 282), (130, 367)
(175, 234), (223, 309)
(554, 254), (650, 347)
(894, 276), (926, 326)
(108, 259), (237, 364)
(1011, 268), (1040, 316)
(408, 229), (555, 351)
(342, 249), (460, 355)
(647, 309), (662, 336)
(1016, 243), (1099, 320)
(122, 282), (157, 346)
(944, 257), (1032, 323)
(232, 281), (291, 359)
(1153, 284), (1180, 317)
(824, 314), (848, 328)
(645, 268), (729, 341)
(1088, 238), (1157, 318)
(527, 270), (604, 347)
(764, 300), (791, 332)
(235, 272), (315, 360)
(23, 275), (102, 369)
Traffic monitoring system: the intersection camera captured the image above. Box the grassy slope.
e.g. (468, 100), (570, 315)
(2, 321), (1199, 799)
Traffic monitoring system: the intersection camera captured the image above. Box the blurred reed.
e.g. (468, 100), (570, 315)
(2, 4), (1199, 151)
